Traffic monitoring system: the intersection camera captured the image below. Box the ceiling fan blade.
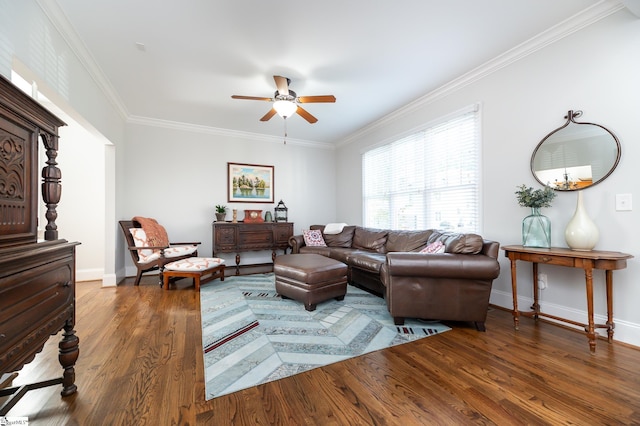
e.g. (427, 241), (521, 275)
(274, 75), (289, 97)
(296, 106), (318, 124)
(297, 95), (336, 103)
(260, 108), (277, 122)
(231, 95), (272, 101)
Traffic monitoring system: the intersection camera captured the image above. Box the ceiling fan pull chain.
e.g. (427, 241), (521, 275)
(283, 117), (288, 145)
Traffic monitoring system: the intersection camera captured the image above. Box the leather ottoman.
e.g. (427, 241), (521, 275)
(274, 254), (348, 311)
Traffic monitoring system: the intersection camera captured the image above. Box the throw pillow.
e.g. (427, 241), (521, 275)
(323, 222), (348, 235)
(420, 240), (445, 254)
(303, 229), (327, 247)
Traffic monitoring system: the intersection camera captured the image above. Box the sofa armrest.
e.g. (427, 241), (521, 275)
(481, 240), (500, 259)
(385, 252), (500, 280)
(289, 235), (306, 254)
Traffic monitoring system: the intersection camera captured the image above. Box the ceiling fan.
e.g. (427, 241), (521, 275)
(231, 75), (336, 124)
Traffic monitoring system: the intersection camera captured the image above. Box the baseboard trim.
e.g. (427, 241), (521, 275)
(490, 289), (640, 348)
(76, 268), (103, 282)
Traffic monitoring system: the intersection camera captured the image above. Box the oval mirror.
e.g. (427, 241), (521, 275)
(531, 110), (621, 191)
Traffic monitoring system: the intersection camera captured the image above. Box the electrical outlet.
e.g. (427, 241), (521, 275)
(538, 273), (547, 290)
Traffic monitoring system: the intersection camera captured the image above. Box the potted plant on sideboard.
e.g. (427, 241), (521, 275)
(215, 205), (227, 222)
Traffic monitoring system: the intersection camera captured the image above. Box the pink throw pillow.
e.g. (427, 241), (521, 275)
(420, 240), (445, 254)
(303, 229), (327, 247)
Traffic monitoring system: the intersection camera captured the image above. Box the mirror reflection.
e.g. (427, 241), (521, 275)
(531, 111), (621, 191)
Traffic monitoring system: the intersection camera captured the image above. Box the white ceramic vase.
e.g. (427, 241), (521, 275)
(564, 191), (599, 251)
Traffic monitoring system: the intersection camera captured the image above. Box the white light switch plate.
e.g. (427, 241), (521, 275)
(615, 193), (632, 211)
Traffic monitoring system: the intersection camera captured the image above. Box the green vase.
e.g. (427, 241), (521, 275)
(522, 207), (551, 248)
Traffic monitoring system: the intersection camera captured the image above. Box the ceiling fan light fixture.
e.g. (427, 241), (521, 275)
(273, 100), (297, 118)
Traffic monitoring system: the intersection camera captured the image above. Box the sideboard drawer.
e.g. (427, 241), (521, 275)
(217, 227), (236, 244)
(238, 228), (274, 249)
(0, 259), (74, 354)
(274, 223), (294, 247)
(523, 253), (576, 267)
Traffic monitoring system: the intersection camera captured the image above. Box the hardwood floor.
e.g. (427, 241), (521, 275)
(5, 276), (640, 425)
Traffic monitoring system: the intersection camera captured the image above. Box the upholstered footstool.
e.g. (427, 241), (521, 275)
(163, 257), (225, 291)
(274, 254), (348, 311)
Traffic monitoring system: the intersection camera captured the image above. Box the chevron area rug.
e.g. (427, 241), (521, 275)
(200, 273), (450, 400)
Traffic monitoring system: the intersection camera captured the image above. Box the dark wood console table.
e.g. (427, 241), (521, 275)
(212, 222), (293, 275)
(502, 245), (633, 353)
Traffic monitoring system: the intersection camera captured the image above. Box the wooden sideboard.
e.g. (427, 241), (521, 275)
(0, 74), (80, 414)
(212, 222), (293, 275)
(502, 245), (633, 353)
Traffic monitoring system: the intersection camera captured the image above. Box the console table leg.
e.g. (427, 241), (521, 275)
(605, 269), (615, 343)
(509, 257), (520, 330)
(584, 267), (596, 353)
(235, 254), (241, 276)
(531, 263), (540, 319)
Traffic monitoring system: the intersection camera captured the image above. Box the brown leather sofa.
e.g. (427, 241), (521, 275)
(289, 225), (500, 331)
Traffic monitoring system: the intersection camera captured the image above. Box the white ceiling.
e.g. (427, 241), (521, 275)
(44, 0), (621, 145)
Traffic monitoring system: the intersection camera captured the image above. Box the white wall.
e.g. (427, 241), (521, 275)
(1, 1), (125, 285)
(0, 1), (125, 146)
(120, 123), (337, 276)
(336, 9), (640, 346)
(54, 117), (106, 281)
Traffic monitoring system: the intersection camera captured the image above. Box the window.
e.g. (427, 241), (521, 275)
(363, 104), (481, 233)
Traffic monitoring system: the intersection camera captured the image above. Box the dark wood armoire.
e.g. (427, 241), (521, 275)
(0, 74), (80, 414)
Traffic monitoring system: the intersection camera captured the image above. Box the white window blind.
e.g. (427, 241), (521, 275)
(363, 105), (481, 232)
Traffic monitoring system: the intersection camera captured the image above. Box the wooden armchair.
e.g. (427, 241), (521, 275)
(119, 218), (200, 286)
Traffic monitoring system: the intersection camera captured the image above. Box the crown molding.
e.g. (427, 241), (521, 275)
(38, 0), (624, 149)
(337, 0), (625, 147)
(37, 0), (334, 149)
(127, 115), (335, 150)
(36, 0), (130, 121)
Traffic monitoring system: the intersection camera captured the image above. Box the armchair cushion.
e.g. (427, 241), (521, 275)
(164, 245), (198, 258)
(129, 228), (155, 262)
(130, 227), (197, 263)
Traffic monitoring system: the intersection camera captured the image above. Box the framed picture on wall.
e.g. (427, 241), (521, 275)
(227, 162), (274, 203)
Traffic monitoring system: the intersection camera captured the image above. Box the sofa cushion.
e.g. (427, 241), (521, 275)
(299, 246), (332, 257)
(428, 230), (483, 254)
(303, 229), (327, 247)
(352, 228), (389, 253)
(325, 247), (353, 264)
(311, 225), (356, 248)
(386, 230), (433, 252)
(347, 251), (387, 273)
